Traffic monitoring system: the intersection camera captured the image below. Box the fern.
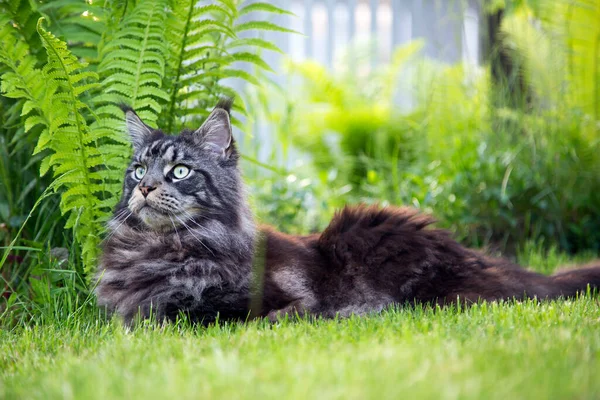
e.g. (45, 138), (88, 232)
(35, 18), (103, 272)
(85, 0), (172, 219)
(0, 0), (295, 282)
(0, 20), (50, 150)
(86, 0), (173, 213)
(97, 0), (170, 124)
(160, 0), (294, 132)
(0, 0), (45, 143)
(0, 0), (44, 64)
(37, 0), (108, 61)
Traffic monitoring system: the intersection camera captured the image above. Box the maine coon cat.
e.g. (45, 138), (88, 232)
(96, 99), (600, 324)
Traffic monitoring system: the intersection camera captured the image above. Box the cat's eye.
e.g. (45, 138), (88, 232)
(172, 164), (190, 180)
(134, 165), (146, 180)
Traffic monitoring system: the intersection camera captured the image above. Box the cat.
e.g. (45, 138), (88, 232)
(95, 99), (600, 324)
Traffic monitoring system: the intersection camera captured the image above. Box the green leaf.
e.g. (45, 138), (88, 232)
(227, 37), (283, 53)
(238, 2), (295, 16)
(235, 21), (300, 34)
(35, 17), (108, 274)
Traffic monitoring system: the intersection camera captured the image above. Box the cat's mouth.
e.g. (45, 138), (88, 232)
(137, 204), (158, 218)
(129, 195), (195, 232)
(135, 203), (191, 232)
(136, 204), (172, 229)
(137, 199), (167, 214)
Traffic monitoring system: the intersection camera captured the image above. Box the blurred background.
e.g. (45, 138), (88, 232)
(233, 0), (600, 258)
(259, 0), (480, 73)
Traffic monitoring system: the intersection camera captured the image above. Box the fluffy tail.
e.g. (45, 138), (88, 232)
(547, 264), (600, 297)
(462, 263), (600, 304)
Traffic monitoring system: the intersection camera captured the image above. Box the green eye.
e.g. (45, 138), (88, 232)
(134, 165), (146, 180)
(172, 165), (190, 179)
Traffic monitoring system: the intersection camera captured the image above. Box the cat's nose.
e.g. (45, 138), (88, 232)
(139, 185), (157, 198)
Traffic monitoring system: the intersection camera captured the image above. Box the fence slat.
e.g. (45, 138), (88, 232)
(391, 0), (411, 49)
(371, 0), (378, 66)
(304, 0), (313, 58)
(326, 0), (335, 67)
(370, 0), (378, 37)
(348, 0), (356, 42)
(462, 0), (480, 65)
(411, 0), (423, 40)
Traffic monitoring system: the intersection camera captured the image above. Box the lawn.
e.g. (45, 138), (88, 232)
(1, 253), (599, 400)
(2, 1), (600, 399)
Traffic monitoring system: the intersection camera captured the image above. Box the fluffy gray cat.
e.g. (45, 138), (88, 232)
(96, 99), (600, 325)
(96, 99), (257, 323)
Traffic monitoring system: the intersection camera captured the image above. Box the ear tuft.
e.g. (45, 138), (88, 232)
(214, 97), (234, 114)
(123, 107), (153, 151)
(194, 99), (234, 158)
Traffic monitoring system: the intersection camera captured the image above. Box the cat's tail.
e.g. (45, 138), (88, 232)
(462, 263), (600, 304)
(545, 264), (600, 298)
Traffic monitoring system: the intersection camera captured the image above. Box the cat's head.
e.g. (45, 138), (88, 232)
(115, 99), (244, 232)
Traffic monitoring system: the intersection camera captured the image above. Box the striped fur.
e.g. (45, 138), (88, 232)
(96, 100), (600, 325)
(96, 101), (255, 324)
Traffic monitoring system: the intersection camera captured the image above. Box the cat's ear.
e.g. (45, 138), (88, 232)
(194, 99), (233, 158)
(121, 105), (153, 151)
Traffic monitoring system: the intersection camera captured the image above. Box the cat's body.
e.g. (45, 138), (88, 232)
(95, 100), (600, 324)
(261, 206), (600, 319)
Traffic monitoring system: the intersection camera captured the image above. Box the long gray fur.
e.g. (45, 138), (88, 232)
(96, 100), (256, 324)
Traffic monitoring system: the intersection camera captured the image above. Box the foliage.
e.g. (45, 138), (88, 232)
(249, 1), (600, 253)
(277, 42), (426, 189)
(159, 0), (294, 132)
(501, 1), (600, 126)
(0, 0), (290, 296)
(34, 19), (105, 267)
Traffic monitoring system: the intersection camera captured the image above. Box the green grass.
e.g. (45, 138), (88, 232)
(1, 250), (599, 400)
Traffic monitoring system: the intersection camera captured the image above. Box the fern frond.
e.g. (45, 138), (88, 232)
(89, 0), (170, 189)
(36, 18), (105, 273)
(98, 0), (169, 124)
(234, 21), (298, 35)
(0, 21), (51, 146)
(71, 0), (173, 235)
(238, 2), (295, 16)
(0, 0), (44, 64)
(159, 0), (293, 132)
(37, 0), (108, 61)
(226, 37), (283, 53)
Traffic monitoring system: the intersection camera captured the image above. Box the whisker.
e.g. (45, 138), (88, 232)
(168, 214), (182, 245)
(100, 208), (129, 233)
(186, 205), (228, 217)
(179, 210), (206, 226)
(104, 211), (132, 242)
(173, 214), (215, 256)
(179, 210), (222, 236)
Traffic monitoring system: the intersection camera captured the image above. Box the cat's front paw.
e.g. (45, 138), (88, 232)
(266, 301), (309, 322)
(266, 308), (288, 323)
